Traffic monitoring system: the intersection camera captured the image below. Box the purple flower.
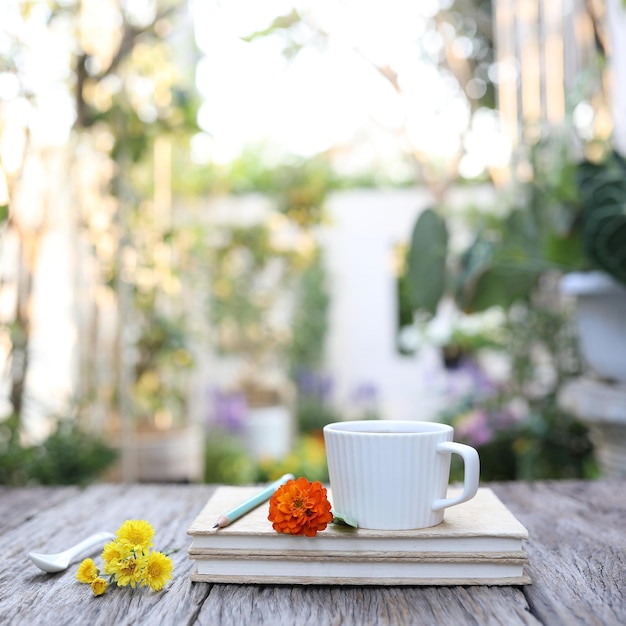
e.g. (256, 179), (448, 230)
(296, 369), (334, 402)
(211, 389), (247, 433)
(350, 382), (378, 405)
(455, 410), (494, 447)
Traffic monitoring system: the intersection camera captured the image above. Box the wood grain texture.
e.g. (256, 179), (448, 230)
(0, 484), (216, 626)
(194, 584), (540, 626)
(0, 480), (623, 626)
(0, 486), (79, 535)
(491, 480), (626, 626)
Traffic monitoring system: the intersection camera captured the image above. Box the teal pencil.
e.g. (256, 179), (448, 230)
(212, 473), (295, 529)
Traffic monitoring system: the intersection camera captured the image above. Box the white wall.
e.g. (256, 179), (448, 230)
(321, 186), (496, 421)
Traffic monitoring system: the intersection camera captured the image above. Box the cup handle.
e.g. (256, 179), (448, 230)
(432, 441), (480, 511)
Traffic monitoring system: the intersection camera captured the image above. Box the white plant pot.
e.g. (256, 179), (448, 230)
(560, 271), (626, 383)
(118, 424), (205, 483)
(245, 405), (292, 461)
(559, 378), (626, 478)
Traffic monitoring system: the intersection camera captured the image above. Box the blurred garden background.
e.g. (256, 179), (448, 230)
(1, 0), (625, 486)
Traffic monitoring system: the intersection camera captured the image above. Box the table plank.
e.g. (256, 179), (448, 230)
(0, 486), (80, 535)
(195, 584), (539, 626)
(0, 484), (215, 626)
(0, 480), (623, 626)
(492, 480), (626, 626)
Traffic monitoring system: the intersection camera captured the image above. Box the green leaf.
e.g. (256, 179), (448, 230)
(0, 204), (8, 222)
(544, 231), (586, 270)
(454, 235), (494, 311)
(578, 151), (626, 285)
(332, 512), (358, 528)
(468, 265), (538, 312)
(407, 208), (448, 316)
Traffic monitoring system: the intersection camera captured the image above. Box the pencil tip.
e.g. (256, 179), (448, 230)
(213, 514), (230, 529)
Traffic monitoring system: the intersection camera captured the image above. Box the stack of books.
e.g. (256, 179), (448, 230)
(187, 486), (530, 585)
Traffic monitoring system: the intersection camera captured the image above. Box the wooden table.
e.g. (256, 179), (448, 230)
(1, 480), (624, 625)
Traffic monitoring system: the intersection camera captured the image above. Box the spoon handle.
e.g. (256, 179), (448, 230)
(63, 531), (116, 559)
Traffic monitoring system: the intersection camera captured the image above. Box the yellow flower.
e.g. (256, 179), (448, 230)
(114, 554), (147, 588)
(76, 558), (98, 584)
(90, 577), (108, 596)
(102, 540), (131, 575)
(75, 521), (173, 598)
(115, 520), (154, 552)
(140, 551), (173, 591)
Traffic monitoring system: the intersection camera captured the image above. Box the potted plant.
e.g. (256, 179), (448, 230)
(403, 137), (598, 480)
(128, 309), (204, 483)
(208, 221), (297, 462)
(557, 150), (626, 478)
(406, 141), (626, 382)
(106, 302), (204, 483)
(559, 150), (626, 383)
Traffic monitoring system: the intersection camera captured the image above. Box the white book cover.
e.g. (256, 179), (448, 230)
(190, 554), (530, 586)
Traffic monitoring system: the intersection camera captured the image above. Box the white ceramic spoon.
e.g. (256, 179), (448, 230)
(29, 531), (115, 573)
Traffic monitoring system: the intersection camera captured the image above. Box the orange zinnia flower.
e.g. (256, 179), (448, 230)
(268, 477), (333, 537)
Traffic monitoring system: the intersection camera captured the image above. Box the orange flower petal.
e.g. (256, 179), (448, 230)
(267, 477), (333, 537)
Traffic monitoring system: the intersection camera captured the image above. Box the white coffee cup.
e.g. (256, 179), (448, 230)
(323, 420), (480, 530)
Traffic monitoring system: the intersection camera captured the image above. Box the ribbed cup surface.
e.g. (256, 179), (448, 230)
(324, 422), (453, 530)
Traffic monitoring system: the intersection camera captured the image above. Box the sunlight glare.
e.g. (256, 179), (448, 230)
(192, 0), (482, 168)
(0, 99), (29, 174)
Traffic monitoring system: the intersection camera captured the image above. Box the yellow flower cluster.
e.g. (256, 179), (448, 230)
(76, 520), (173, 596)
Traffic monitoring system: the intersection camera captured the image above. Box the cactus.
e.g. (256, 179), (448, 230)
(407, 208), (449, 316)
(577, 151), (626, 286)
(406, 207), (542, 317)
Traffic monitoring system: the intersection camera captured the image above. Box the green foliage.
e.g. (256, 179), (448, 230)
(207, 153), (335, 393)
(203, 429), (259, 485)
(273, 158), (336, 227)
(453, 235), (495, 312)
(513, 401), (596, 480)
(444, 299), (595, 482)
(0, 413), (29, 485)
(203, 429), (331, 486)
(223, 148), (291, 194)
(209, 222), (298, 369)
(406, 138), (590, 318)
(0, 415), (117, 486)
(28, 420), (118, 485)
(215, 142), (409, 192)
(295, 392), (342, 435)
(407, 208), (449, 316)
(90, 5), (201, 431)
(455, 225), (541, 314)
(132, 309), (194, 424)
(288, 250), (330, 374)
(396, 246), (417, 354)
(402, 135), (604, 481)
(1, 2), (206, 465)
(577, 150), (626, 285)
(448, 395), (596, 482)
(256, 434), (329, 484)
(176, 146), (411, 199)
(502, 301), (594, 479)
